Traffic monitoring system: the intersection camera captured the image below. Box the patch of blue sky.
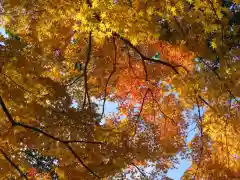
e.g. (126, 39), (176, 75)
(166, 105), (205, 179)
(91, 97), (122, 125)
(0, 27), (8, 37)
(166, 108), (199, 180)
(89, 96), (200, 179)
(0, 27), (8, 45)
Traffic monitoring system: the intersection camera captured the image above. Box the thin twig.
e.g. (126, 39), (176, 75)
(0, 97), (15, 125)
(136, 89), (150, 121)
(198, 95), (216, 113)
(2, 73), (36, 95)
(0, 149), (28, 180)
(201, 58), (240, 104)
(131, 162), (148, 178)
(100, 37), (117, 120)
(114, 33), (180, 74)
(82, 32), (92, 109)
(193, 96), (204, 179)
(141, 58), (148, 81)
(225, 97), (231, 169)
(127, 47), (140, 78)
(66, 144), (100, 178)
(0, 96), (101, 178)
(132, 89), (150, 136)
(65, 73), (84, 87)
(149, 90), (177, 125)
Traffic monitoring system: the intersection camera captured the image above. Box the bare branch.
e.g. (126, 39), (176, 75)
(100, 37), (117, 120)
(132, 89), (150, 136)
(0, 96), (101, 178)
(66, 144), (100, 178)
(201, 58), (240, 104)
(198, 95), (216, 113)
(65, 73), (84, 87)
(82, 32), (92, 110)
(195, 97), (203, 142)
(2, 73), (36, 95)
(0, 97), (15, 125)
(131, 162), (147, 178)
(149, 90), (177, 125)
(136, 89), (150, 121)
(0, 149), (28, 180)
(193, 96), (204, 179)
(141, 58), (148, 81)
(114, 33), (180, 74)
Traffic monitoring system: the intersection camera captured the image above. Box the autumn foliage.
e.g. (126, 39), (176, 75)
(0, 0), (239, 179)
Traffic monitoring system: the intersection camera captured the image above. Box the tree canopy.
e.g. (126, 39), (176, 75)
(0, 0), (239, 179)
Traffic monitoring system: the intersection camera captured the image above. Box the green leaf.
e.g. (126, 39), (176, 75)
(75, 62), (82, 72)
(152, 52), (161, 60)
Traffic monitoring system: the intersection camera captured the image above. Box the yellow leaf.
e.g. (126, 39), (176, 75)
(233, 0), (240, 4)
(210, 38), (217, 49)
(147, 7), (154, 15)
(55, 167), (65, 178)
(170, 7), (177, 15)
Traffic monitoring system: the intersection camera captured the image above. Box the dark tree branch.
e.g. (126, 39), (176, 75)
(66, 144), (100, 178)
(12, 122), (104, 144)
(0, 96), (101, 178)
(132, 89), (150, 136)
(114, 33), (180, 74)
(127, 47), (140, 78)
(65, 73), (84, 87)
(131, 162), (147, 178)
(149, 90), (177, 125)
(136, 88), (150, 121)
(198, 95), (216, 113)
(0, 97), (15, 125)
(207, 0), (221, 22)
(225, 97), (230, 168)
(0, 149), (28, 180)
(100, 37), (117, 120)
(84, 0), (181, 76)
(141, 58), (148, 81)
(195, 97), (203, 141)
(201, 58), (240, 104)
(83, 32), (93, 109)
(193, 96), (204, 180)
(2, 73), (36, 95)
(85, 0), (187, 76)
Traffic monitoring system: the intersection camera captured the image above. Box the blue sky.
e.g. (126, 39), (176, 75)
(0, 27), (7, 37)
(95, 99), (197, 180)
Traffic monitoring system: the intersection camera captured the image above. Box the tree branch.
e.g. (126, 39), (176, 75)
(0, 149), (28, 180)
(131, 162), (147, 178)
(0, 96), (101, 178)
(149, 90), (177, 125)
(83, 32), (92, 110)
(114, 33), (180, 74)
(132, 89), (150, 136)
(198, 95), (216, 113)
(201, 58), (240, 104)
(66, 144), (100, 178)
(2, 73), (36, 95)
(193, 96), (204, 180)
(65, 73), (84, 87)
(100, 37), (117, 120)
(0, 97), (15, 125)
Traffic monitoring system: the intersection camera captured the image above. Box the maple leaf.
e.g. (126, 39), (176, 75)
(0, 0), (239, 179)
(210, 38), (217, 50)
(28, 167), (37, 178)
